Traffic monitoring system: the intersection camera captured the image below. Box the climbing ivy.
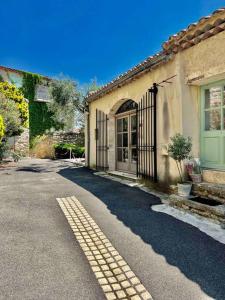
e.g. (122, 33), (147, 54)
(21, 72), (61, 145)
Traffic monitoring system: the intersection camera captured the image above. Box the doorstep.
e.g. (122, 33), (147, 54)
(193, 182), (225, 204)
(202, 169), (225, 184)
(106, 170), (140, 183)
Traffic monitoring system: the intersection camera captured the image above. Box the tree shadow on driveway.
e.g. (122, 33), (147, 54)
(58, 167), (225, 300)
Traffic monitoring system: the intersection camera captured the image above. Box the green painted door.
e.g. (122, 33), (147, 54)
(201, 81), (225, 170)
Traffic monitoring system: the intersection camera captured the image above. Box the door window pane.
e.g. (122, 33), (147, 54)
(223, 86), (225, 106)
(205, 110), (221, 130)
(123, 118), (128, 132)
(123, 133), (128, 147)
(205, 87), (222, 108)
(123, 148), (128, 162)
(117, 119), (122, 132)
(131, 132), (137, 146)
(117, 148), (122, 162)
(117, 133), (122, 147)
(223, 108), (225, 130)
(131, 115), (137, 131)
(131, 148), (137, 162)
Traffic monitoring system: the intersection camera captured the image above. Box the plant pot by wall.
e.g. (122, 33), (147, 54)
(191, 174), (202, 183)
(177, 183), (192, 197)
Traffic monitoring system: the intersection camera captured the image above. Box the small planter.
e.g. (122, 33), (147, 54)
(177, 183), (192, 197)
(190, 173), (202, 183)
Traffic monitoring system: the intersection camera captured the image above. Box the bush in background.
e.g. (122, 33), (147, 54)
(54, 143), (85, 159)
(30, 135), (55, 159)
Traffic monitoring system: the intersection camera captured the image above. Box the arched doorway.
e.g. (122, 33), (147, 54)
(115, 100), (138, 173)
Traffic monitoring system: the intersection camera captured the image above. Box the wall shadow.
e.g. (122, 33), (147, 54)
(58, 167), (225, 300)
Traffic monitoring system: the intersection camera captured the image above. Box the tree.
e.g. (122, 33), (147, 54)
(47, 77), (80, 130)
(168, 133), (192, 183)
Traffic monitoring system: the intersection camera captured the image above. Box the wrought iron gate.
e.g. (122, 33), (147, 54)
(137, 83), (158, 182)
(95, 109), (109, 171)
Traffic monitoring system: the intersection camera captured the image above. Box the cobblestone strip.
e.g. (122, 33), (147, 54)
(57, 196), (153, 300)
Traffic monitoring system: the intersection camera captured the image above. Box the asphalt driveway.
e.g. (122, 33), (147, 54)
(0, 158), (225, 300)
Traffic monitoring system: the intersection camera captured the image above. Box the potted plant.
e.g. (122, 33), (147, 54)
(190, 158), (202, 183)
(168, 133), (192, 197)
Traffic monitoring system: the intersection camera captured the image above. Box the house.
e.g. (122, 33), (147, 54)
(85, 8), (225, 186)
(0, 66), (53, 153)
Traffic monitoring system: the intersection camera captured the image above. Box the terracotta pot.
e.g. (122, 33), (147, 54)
(191, 174), (202, 183)
(177, 183), (192, 198)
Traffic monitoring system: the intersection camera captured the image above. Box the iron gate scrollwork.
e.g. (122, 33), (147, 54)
(137, 83), (158, 182)
(96, 109), (109, 171)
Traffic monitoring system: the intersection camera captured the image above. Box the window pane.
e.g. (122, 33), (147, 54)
(223, 86), (225, 106)
(123, 118), (128, 132)
(131, 115), (137, 131)
(117, 148), (122, 162)
(117, 133), (122, 147)
(131, 148), (137, 162)
(131, 132), (137, 146)
(205, 87), (222, 109)
(123, 148), (128, 162)
(117, 119), (123, 132)
(123, 133), (128, 147)
(223, 108), (225, 130)
(205, 109), (221, 130)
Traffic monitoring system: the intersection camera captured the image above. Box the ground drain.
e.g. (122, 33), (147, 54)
(57, 196), (153, 300)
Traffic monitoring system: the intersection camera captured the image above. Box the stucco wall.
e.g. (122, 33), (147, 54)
(86, 30), (225, 183)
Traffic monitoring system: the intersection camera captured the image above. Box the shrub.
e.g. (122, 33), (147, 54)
(30, 135), (55, 159)
(0, 141), (9, 161)
(0, 94), (22, 137)
(0, 115), (4, 141)
(0, 82), (28, 128)
(54, 143), (85, 159)
(168, 133), (192, 183)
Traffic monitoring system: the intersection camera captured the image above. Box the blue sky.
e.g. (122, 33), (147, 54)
(0, 1), (224, 85)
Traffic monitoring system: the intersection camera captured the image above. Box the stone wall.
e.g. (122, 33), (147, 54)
(8, 128), (29, 156)
(51, 131), (84, 146)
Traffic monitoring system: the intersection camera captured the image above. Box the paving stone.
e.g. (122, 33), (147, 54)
(126, 287), (137, 296)
(112, 283), (121, 291)
(135, 284), (145, 293)
(57, 197), (152, 300)
(131, 295), (142, 300)
(98, 278), (108, 285)
(121, 280), (131, 288)
(116, 290), (127, 298)
(141, 291), (152, 300)
(105, 292), (117, 300)
(102, 285), (112, 292)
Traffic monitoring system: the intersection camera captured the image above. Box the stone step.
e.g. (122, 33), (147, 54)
(193, 182), (225, 204)
(107, 171), (140, 183)
(202, 169), (225, 184)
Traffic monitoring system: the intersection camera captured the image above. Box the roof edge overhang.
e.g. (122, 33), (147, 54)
(87, 52), (169, 103)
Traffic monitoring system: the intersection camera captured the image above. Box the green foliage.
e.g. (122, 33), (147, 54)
(48, 77), (80, 130)
(0, 141), (9, 161)
(0, 94), (22, 137)
(0, 115), (4, 141)
(21, 72), (61, 145)
(0, 81), (28, 128)
(54, 142), (85, 158)
(168, 133), (192, 183)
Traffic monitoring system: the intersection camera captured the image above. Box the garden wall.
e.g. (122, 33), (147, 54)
(51, 131), (84, 146)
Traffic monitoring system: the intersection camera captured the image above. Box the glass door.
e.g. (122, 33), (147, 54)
(116, 113), (137, 173)
(201, 81), (225, 169)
